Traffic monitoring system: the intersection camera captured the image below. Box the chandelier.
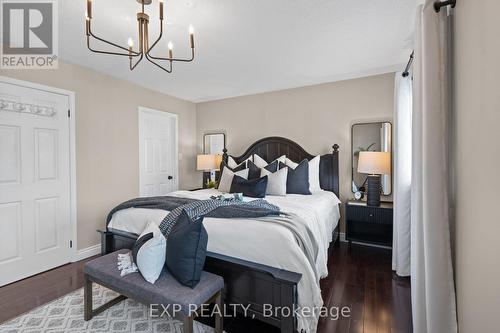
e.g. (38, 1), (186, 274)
(85, 0), (195, 73)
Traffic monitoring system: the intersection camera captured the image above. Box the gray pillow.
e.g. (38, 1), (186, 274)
(261, 167), (288, 196)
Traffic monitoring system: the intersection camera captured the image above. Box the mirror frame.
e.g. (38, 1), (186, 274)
(203, 132), (226, 155)
(351, 120), (393, 196)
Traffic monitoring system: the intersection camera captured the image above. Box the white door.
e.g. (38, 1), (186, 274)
(139, 107), (178, 197)
(0, 81), (72, 286)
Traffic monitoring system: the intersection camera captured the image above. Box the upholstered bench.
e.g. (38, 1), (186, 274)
(83, 249), (224, 333)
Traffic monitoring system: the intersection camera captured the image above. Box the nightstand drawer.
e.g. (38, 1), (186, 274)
(346, 205), (392, 224)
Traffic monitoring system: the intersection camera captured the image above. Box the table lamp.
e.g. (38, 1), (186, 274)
(357, 151), (391, 206)
(197, 154), (218, 187)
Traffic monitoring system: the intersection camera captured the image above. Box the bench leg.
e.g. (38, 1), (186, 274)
(83, 275), (127, 321)
(215, 291), (223, 333)
(183, 316), (193, 333)
(84, 275), (93, 321)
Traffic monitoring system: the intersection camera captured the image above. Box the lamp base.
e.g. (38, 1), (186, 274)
(366, 175), (381, 206)
(202, 171), (211, 188)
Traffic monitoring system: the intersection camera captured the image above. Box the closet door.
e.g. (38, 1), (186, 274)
(0, 81), (71, 286)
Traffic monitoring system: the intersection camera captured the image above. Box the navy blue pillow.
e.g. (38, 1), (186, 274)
(247, 160), (279, 179)
(230, 175), (268, 198)
(165, 210), (208, 288)
(280, 159), (311, 195)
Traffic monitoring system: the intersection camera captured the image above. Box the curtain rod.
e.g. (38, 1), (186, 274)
(402, 1), (457, 77)
(434, 0), (456, 13)
(402, 51), (414, 77)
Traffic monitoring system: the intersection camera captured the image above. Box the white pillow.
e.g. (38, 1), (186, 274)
(275, 155), (286, 164)
(227, 156), (251, 169)
(261, 167), (288, 196)
(254, 154), (286, 168)
(285, 157), (298, 169)
(284, 156), (321, 193)
(132, 222), (166, 284)
(218, 167), (249, 192)
(308, 155), (321, 192)
(252, 154), (268, 168)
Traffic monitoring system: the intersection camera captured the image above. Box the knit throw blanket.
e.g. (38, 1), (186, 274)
(158, 198), (280, 237)
(107, 196), (281, 238)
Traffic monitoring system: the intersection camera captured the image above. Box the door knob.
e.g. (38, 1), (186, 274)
(168, 176), (173, 180)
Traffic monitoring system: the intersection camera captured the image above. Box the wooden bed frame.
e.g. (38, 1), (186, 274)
(100, 137), (340, 333)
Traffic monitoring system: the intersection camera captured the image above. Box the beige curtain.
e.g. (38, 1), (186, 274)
(411, 1), (458, 333)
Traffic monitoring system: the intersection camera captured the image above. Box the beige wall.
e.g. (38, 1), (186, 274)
(196, 73), (395, 231)
(454, 0), (500, 331)
(0, 62), (198, 250)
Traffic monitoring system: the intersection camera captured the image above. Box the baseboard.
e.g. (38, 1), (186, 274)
(72, 244), (101, 262)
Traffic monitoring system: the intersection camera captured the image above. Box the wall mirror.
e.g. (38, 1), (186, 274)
(351, 122), (392, 195)
(203, 133), (226, 155)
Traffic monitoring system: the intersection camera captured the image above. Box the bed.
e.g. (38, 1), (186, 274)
(100, 137), (340, 333)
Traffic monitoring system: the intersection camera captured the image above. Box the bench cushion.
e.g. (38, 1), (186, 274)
(84, 249), (224, 316)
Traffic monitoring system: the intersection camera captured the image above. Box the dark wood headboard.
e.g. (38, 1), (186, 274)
(221, 137), (340, 197)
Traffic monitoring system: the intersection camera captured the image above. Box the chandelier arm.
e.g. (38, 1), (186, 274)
(145, 53), (173, 73)
(146, 19), (164, 55)
(87, 35), (141, 57)
(88, 21), (141, 56)
(148, 48), (195, 63)
(130, 53), (144, 71)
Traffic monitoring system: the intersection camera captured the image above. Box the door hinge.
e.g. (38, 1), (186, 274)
(69, 240), (73, 248)
(68, 109), (70, 117)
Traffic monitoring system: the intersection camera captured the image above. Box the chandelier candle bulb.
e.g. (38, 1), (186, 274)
(168, 42), (173, 59)
(87, 0), (92, 19)
(85, 15), (90, 35)
(189, 25), (195, 48)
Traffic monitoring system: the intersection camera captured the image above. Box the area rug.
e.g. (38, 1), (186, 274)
(0, 284), (218, 332)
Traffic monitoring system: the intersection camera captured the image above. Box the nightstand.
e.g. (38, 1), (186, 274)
(345, 200), (393, 247)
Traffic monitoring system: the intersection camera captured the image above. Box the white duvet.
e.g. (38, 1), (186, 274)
(108, 189), (341, 333)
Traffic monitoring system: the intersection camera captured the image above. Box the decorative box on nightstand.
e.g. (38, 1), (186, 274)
(345, 200), (393, 247)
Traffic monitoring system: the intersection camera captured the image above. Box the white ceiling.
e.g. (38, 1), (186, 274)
(60, 0), (418, 102)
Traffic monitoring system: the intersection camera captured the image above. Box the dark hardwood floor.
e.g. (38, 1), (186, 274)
(0, 243), (411, 333)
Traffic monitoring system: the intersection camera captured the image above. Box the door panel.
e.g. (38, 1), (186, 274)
(0, 81), (71, 286)
(0, 201), (22, 263)
(35, 197), (59, 252)
(35, 128), (58, 181)
(0, 125), (21, 184)
(139, 108), (178, 197)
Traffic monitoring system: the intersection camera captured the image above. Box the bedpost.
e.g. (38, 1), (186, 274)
(220, 148), (228, 175)
(332, 144), (340, 198)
